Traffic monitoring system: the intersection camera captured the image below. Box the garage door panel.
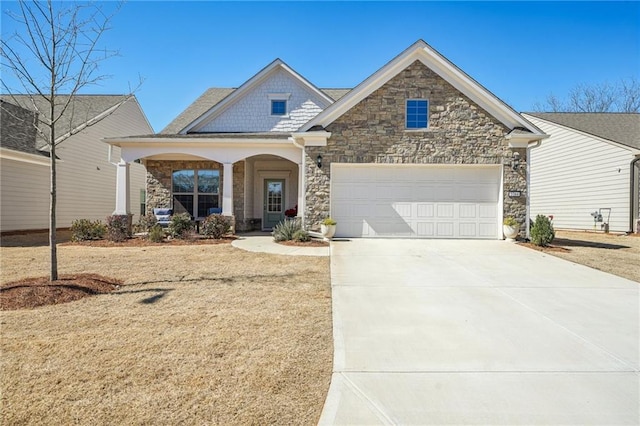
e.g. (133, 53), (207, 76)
(331, 165), (501, 239)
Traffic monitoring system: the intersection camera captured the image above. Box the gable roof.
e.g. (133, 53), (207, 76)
(300, 40), (545, 138)
(524, 112), (640, 150)
(0, 94), (132, 148)
(179, 59), (338, 134)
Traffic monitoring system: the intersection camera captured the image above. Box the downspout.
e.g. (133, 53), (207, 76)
(630, 156), (640, 234)
(526, 140), (543, 240)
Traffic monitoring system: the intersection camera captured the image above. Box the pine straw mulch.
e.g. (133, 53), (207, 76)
(517, 241), (571, 253)
(60, 235), (236, 247)
(277, 239), (329, 247)
(0, 274), (122, 311)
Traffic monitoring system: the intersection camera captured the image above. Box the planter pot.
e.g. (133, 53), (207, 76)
(320, 224), (336, 241)
(503, 224), (518, 241)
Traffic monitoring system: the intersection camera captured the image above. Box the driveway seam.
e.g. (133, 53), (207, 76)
(340, 372), (396, 425)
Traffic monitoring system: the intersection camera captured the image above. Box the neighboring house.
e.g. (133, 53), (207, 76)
(0, 95), (152, 233)
(105, 40), (547, 239)
(523, 113), (640, 233)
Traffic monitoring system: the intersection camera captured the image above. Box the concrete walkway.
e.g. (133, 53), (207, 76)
(231, 234), (329, 257)
(320, 239), (639, 425)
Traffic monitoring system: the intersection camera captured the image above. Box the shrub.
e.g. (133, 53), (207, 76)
(70, 219), (105, 241)
(530, 214), (555, 246)
(106, 215), (130, 242)
(272, 218), (302, 242)
(322, 217), (337, 226)
(201, 214), (232, 239)
(134, 214), (157, 233)
(148, 224), (165, 243)
(503, 216), (518, 227)
(168, 213), (194, 239)
(292, 229), (310, 242)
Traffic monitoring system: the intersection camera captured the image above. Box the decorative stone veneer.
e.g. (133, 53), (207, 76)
(304, 60), (528, 233)
(146, 160), (245, 224)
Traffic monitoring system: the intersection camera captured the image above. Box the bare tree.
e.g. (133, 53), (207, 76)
(534, 77), (640, 113)
(1, 1), (130, 281)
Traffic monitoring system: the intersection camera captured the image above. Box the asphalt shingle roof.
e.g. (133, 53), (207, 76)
(0, 94), (129, 149)
(0, 100), (47, 157)
(526, 112), (640, 150)
(160, 87), (352, 135)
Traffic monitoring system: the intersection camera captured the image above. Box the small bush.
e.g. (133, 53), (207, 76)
(168, 213), (194, 239)
(134, 214), (157, 233)
(322, 217), (337, 226)
(292, 229), (310, 242)
(106, 215), (130, 242)
(530, 214), (555, 246)
(503, 216), (518, 227)
(70, 219), (105, 241)
(201, 214), (232, 239)
(148, 224), (165, 243)
(272, 218), (302, 242)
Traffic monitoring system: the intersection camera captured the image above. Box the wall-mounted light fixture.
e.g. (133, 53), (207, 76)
(316, 154), (323, 169)
(511, 152), (521, 171)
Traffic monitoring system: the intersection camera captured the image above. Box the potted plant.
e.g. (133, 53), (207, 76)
(503, 217), (519, 241)
(320, 217), (337, 241)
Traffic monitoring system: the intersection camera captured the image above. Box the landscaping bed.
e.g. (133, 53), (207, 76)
(0, 243), (332, 425)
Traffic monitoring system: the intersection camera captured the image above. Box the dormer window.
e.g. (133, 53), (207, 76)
(271, 100), (287, 116)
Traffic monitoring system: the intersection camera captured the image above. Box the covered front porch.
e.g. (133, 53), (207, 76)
(105, 134), (306, 231)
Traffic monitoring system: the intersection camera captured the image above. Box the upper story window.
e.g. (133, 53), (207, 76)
(271, 100), (287, 116)
(406, 99), (429, 129)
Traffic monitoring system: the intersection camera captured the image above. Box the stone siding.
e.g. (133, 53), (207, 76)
(146, 160), (245, 224)
(304, 60), (528, 233)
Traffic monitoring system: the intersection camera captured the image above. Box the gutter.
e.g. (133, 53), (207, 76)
(630, 156), (640, 234)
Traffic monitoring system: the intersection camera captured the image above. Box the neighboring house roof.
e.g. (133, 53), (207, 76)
(0, 94), (134, 148)
(524, 112), (640, 150)
(300, 39), (546, 138)
(0, 100), (47, 157)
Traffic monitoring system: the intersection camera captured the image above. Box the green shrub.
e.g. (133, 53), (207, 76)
(134, 214), (157, 233)
(106, 215), (130, 242)
(168, 213), (194, 239)
(292, 229), (310, 242)
(272, 218), (302, 242)
(503, 216), (518, 227)
(148, 224), (165, 243)
(530, 214), (555, 246)
(201, 214), (232, 239)
(322, 217), (337, 226)
(70, 219), (105, 241)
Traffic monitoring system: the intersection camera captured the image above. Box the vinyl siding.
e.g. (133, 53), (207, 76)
(527, 116), (633, 232)
(0, 99), (151, 232)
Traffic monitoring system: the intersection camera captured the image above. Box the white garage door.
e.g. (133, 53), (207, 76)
(331, 164), (502, 239)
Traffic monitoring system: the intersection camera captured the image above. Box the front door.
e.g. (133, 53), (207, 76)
(263, 179), (285, 230)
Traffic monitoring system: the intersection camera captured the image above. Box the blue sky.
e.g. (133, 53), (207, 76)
(2, 1), (639, 131)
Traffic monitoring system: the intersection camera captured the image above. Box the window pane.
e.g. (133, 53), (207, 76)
(198, 195), (218, 218)
(173, 194), (194, 217)
(172, 170), (194, 193)
(406, 100), (428, 129)
(271, 100), (286, 115)
(267, 181), (283, 213)
(197, 170), (219, 193)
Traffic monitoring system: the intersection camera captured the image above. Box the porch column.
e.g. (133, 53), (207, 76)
(222, 162), (233, 216)
(113, 159), (130, 215)
(297, 162), (304, 223)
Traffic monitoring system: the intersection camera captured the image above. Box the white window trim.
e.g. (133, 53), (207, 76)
(406, 98), (429, 130)
(268, 93), (291, 117)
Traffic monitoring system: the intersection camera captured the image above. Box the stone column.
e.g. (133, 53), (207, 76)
(113, 159), (130, 215)
(222, 162), (233, 216)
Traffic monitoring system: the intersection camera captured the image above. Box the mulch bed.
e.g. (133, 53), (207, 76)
(277, 240), (329, 247)
(517, 242), (571, 253)
(61, 236), (236, 247)
(1, 274), (121, 310)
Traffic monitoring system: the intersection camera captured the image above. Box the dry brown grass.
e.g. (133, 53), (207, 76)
(525, 230), (640, 283)
(0, 240), (332, 425)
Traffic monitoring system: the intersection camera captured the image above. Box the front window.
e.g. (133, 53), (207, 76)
(406, 99), (429, 129)
(271, 100), (287, 116)
(172, 169), (219, 218)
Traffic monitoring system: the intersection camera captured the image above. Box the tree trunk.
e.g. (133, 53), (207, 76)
(50, 132), (58, 281)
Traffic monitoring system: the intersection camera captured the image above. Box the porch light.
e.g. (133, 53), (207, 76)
(316, 154), (323, 169)
(511, 152), (521, 171)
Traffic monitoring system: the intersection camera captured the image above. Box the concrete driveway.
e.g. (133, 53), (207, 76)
(319, 239), (639, 425)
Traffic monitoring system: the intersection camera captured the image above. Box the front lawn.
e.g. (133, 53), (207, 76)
(0, 241), (332, 425)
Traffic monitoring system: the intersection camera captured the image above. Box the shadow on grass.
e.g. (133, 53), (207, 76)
(553, 238), (629, 250)
(115, 287), (174, 304)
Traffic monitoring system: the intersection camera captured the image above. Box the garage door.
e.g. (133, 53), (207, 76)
(331, 164), (502, 239)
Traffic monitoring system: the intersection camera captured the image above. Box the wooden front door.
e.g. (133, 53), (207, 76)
(263, 179), (285, 230)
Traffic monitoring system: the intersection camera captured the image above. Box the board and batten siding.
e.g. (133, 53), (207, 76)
(526, 115), (633, 232)
(0, 99), (150, 232)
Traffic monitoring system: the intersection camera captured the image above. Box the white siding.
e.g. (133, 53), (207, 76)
(0, 99), (151, 232)
(199, 69), (329, 132)
(527, 116), (633, 232)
